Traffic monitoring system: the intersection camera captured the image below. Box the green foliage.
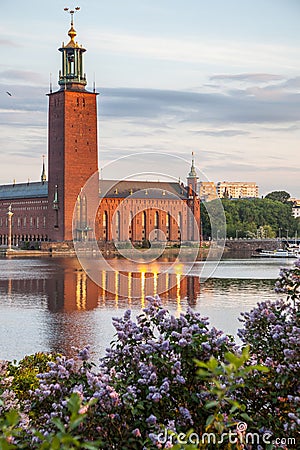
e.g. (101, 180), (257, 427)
(0, 394), (101, 449)
(6, 353), (58, 401)
(196, 347), (268, 433)
(170, 347), (269, 450)
(35, 393), (101, 450)
(0, 404), (25, 449)
(201, 197), (299, 239)
(265, 190), (291, 203)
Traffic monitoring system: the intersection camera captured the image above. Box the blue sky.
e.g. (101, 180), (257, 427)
(1, 0), (300, 196)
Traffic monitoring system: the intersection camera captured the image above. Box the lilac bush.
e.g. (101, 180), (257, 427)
(22, 297), (233, 448)
(238, 260), (300, 445)
(97, 297), (234, 447)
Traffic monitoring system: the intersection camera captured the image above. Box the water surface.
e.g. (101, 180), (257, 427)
(0, 256), (293, 361)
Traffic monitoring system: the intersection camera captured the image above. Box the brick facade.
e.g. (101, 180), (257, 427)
(47, 89), (99, 241)
(0, 195), (48, 247)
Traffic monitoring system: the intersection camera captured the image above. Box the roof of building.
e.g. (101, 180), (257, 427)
(0, 179), (190, 201)
(0, 182), (48, 200)
(99, 180), (188, 200)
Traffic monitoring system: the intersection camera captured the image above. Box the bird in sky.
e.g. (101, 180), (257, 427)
(6, 91), (12, 96)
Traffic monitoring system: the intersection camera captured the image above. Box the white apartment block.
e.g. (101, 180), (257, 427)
(216, 182), (259, 199)
(291, 199), (300, 218)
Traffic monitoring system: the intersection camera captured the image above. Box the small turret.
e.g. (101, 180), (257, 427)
(187, 152), (198, 197)
(41, 155), (46, 184)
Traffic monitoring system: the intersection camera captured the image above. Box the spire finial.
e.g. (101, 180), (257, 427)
(41, 155), (47, 184)
(64, 6), (80, 26)
(64, 6), (80, 41)
(188, 152), (198, 178)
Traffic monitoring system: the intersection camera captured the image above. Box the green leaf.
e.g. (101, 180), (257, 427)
(50, 436), (61, 450)
(240, 413), (253, 422)
(207, 356), (218, 371)
(250, 365), (269, 373)
(82, 443), (102, 450)
(225, 351), (243, 368)
(194, 360), (208, 368)
(69, 416), (85, 431)
(51, 417), (65, 433)
(196, 369), (210, 377)
(205, 414), (215, 427)
(205, 400), (219, 409)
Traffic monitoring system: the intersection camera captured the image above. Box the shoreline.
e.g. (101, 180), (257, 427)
(0, 238), (280, 259)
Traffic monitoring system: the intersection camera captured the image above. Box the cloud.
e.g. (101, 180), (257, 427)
(192, 129), (250, 137)
(89, 30), (300, 70)
(260, 124), (300, 133)
(210, 73), (285, 83)
(281, 76), (300, 90)
(0, 70), (45, 85)
(0, 39), (20, 47)
(1, 75), (299, 134)
(100, 84), (300, 125)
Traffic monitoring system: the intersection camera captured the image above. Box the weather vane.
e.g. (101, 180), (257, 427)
(64, 6), (80, 26)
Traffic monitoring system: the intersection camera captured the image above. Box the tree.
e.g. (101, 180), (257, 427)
(201, 197), (299, 239)
(265, 190), (290, 203)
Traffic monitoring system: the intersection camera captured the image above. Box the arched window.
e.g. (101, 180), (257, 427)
(142, 211), (147, 238)
(155, 211), (159, 229)
(178, 212), (182, 239)
(81, 194), (87, 227)
(129, 211), (133, 240)
(103, 211), (108, 241)
(115, 211), (120, 241)
(75, 194), (88, 240)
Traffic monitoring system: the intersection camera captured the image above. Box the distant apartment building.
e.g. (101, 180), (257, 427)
(198, 182), (218, 202)
(216, 182), (259, 199)
(290, 198), (300, 218)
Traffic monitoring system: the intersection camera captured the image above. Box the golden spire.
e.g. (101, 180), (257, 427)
(64, 7), (80, 44)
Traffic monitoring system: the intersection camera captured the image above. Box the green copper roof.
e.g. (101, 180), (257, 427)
(0, 182), (48, 200)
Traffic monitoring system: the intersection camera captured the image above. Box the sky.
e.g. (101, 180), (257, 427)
(0, 0), (300, 197)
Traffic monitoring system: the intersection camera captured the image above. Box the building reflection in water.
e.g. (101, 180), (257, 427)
(0, 260), (201, 312)
(0, 258), (201, 357)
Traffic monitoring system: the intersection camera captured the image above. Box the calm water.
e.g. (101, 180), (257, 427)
(0, 256), (294, 362)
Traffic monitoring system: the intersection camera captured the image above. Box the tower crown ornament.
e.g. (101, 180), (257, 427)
(58, 6), (87, 90)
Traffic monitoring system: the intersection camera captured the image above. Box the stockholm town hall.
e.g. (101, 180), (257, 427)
(0, 12), (200, 249)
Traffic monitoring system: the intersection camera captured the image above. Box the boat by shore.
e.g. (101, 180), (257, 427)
(252, 247), (300, 258)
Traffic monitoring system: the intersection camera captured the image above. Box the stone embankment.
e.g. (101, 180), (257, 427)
(224, 238), (280, 252)
(0, 239), (280, 258)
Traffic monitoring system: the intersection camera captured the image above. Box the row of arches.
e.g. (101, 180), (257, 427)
(0, 234), (49, 247)
(98, 209), (184, 242)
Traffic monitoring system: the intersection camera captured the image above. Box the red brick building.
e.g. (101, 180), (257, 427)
(0, 15), (200, 248)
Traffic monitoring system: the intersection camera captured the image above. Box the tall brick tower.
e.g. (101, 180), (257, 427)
(47, 9), (99, 242)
